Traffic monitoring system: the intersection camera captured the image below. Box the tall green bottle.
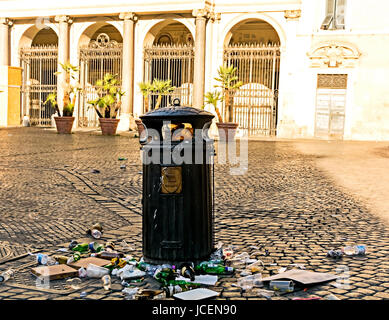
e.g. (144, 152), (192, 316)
(197, 262), (234, 275)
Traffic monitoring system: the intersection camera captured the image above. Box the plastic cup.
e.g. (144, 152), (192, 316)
(86, 264), (109, 278)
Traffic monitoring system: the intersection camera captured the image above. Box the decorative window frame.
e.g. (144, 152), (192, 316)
(307, 42), (361, 68)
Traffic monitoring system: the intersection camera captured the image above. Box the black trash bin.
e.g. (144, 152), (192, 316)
(139, 100), (215, 265)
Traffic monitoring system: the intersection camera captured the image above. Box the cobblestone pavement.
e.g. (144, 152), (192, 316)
(0, 127), (388, 300)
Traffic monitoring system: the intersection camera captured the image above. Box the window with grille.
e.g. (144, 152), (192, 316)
(321, 0), (346, 30)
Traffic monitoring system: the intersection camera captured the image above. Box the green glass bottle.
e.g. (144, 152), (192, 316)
(194, 260), (223, 272)
(154, 267), (176, 285)
(198, 263), (234, 275)
(71, 243), (89, 253)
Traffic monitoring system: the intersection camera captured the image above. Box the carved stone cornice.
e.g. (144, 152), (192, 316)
(192, 8), (210, 20)
(55, 15), (72, 24)
(284, 10), (301, 21)
(119, 12), (138, 22)
(307, 43), (361, 68)
(0, 18), (13, 27)
(208, 11), (221, 23)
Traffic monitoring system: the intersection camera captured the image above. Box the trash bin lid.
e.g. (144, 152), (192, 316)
(140, 100), (214, 130)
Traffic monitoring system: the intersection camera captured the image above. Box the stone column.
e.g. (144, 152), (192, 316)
(192, 9), (209, 109)
(118, 12), (137, 132)
(0, 18), (12, 66)
(55, 15), (71, 115)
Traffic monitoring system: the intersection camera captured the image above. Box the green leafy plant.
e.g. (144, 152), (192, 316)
(44, 62), (81, 117)
(151, 79), (175, 109)
(88, 73), (124, 118)
(138, 81), (154, 113)
(205, 90), (223, 122)
(214, 65), (243, 123)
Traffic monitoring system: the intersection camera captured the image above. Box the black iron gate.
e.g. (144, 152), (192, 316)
(144, 44), (194, 110)
(224, 44), (280, 136)
(20, 45), (58, 126)
(78, 33), (122, 127)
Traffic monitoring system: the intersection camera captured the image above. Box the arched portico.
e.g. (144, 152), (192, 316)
(77, 22), (123, 127)
(221, 16), (283, 136)
(19, 25), (58, 126)
(142, 20), (195, 111)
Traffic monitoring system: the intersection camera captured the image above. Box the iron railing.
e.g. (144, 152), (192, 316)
(78, 36), (123, 127)
(20, 45), (58, 126)
(223, 44), (281, 136)
(143, 44), (194, 110)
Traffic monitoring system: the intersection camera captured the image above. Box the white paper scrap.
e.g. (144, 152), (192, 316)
(175, 275), (218, 286)
(173, 288), (219, 300)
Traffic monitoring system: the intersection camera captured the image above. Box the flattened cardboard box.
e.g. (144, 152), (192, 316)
(68, 257), (110, 270)
(31, 265), (78, 280)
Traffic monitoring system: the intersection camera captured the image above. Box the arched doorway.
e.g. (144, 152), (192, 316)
(78, 23), (123, 127)
(143, 20), (194, 111)
(20, 26), (58, 126)
(224, 19), (281, 136)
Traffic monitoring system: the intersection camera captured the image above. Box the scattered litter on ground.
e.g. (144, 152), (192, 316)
(173, 288), (219, 300)
(254, 289), (275, 299)
(261, 269), (339, 286)
(31, 265), (79, 280)
(342, 245), (366, 256)
(66, 277), (82, 290)
(269, 280), (294, 293)
(16, 239), (356, 300)
(102, 275), (111, 290)
(0, 269), (14, 283)
(175, 274), (218, 286)
(86, 264), (110, 278)
(237, 274), (263, 291)
(86, 223), (103, 239)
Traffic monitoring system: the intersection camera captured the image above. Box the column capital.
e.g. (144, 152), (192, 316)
(119, 12), (138, 22)
(208, 11), (221, 23)
(192, 8), (210, 19)
(54, 15), (72, 24)
(0, 18), (13, 27)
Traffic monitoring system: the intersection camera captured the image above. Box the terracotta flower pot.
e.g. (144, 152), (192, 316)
(99, 118), (120, 135)
(216, 122), (239, 141)
(54, 116), (75, 134)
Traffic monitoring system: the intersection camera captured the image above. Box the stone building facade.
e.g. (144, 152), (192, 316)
(0, 0), (388, 140)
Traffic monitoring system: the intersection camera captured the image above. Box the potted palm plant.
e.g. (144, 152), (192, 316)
(138, 81), (154, 113)
(135, 79), (175, 137)
(152, 79), (175, 109)
(136, 81), (154, 136)
(88, 73), (124, 135)
(44, 62), (81, 134)
(213, 65), (243, 141)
